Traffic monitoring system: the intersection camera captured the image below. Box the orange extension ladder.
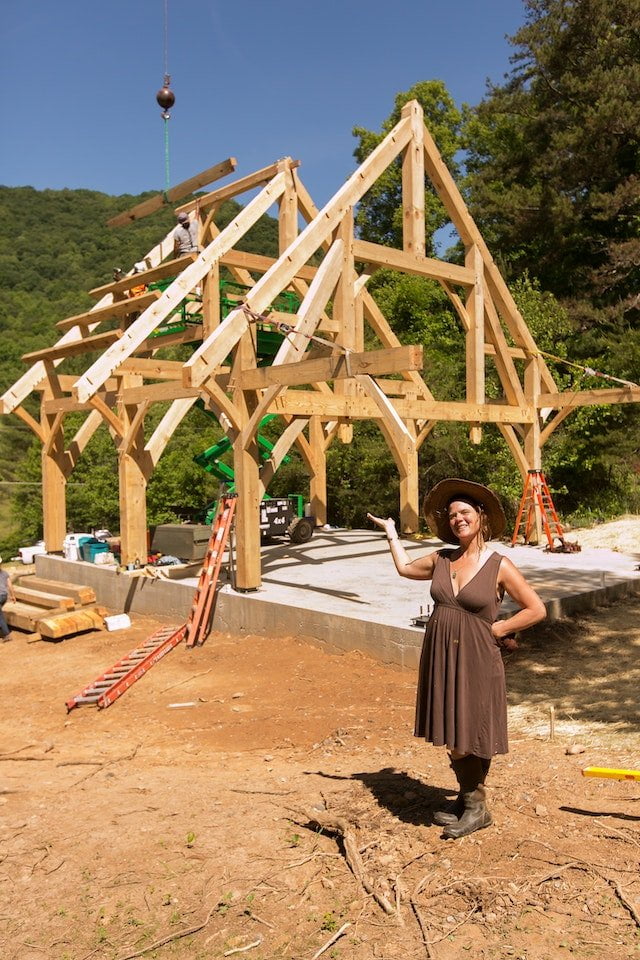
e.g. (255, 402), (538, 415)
(511, 470), (579, 553)
(66, 496), (236, 710)
(185, 495), (236, 647)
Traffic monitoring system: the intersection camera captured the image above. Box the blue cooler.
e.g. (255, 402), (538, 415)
(80, 538), (110, 563)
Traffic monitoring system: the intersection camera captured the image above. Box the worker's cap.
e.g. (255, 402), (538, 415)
(177, 212), (189, 223)
(422, 478), (506, 544)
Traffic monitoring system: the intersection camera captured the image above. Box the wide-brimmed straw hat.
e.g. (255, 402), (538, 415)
(422, 478), (506, 544)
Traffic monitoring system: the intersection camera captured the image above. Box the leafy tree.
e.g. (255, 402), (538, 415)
(463, 0), (640, 330)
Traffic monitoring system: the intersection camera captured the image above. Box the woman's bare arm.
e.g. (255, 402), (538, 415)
(493, 557), (546, 638)
(367, 513), (438, 581)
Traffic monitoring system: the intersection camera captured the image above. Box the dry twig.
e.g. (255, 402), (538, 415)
(301, 810), (395, 915)
(310, 922), (350, 960)
(115, 903), (216, 960)
(223, 939), (262, 957)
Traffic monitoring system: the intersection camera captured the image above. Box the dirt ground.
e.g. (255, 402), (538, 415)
(1, 520), (639, 960)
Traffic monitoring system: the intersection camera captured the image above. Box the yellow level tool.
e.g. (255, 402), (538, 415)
(582, 766), (640, 782)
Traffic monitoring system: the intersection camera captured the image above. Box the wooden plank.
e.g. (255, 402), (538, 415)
(22, 330), (123, 365)
(37, 609), (105, 639)
(353, 239), (474, 286)
(107, 159), (237, 227)
(13, 586), (75, 610)
(89, 254), (197, 299)
(56, 291), (161, 331)
(16, 575), (96, 604)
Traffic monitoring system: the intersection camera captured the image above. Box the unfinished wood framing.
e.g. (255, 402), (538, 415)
(4, 102), (638, 585)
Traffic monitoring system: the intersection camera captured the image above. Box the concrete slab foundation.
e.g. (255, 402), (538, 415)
(34, 530), (640, 668)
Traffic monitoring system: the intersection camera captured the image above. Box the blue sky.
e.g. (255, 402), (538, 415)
(3, 1), (527, 208)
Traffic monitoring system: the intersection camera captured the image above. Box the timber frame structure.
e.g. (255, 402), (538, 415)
(3, 101), (640, 589)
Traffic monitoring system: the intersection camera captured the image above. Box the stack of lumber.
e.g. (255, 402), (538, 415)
(6, 575), (106, 641)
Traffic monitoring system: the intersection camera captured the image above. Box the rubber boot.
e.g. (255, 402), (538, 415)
(433, 756), (491, 826)
(432, 754), (464, 826)
(442, 755), (493, 839)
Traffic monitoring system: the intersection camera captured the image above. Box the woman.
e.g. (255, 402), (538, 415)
(368, 478), (546, 839)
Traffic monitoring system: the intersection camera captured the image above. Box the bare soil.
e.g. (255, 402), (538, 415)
(1, 520), (639, 960)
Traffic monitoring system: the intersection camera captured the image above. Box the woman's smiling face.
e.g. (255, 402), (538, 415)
(447, 499), (481, 541)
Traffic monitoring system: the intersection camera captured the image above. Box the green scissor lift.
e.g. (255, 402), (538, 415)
(193, 409), (315, 544)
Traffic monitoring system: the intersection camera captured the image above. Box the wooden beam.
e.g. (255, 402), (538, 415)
(420, 115), (557, 394)
(145, 397), (199, 469)
(22, 329), (123, 364)
(270, 390), (535, 423)
(75, 173), (287, 404)
(176, 160), (299, 216)
(401, 100), (425, 258)
(56, 290), (161, 331)
(537, 386), (640, 408)
(184, 114), (413, 389)
(237, 238), (347, 449)
(107, 159), (237, 227)
(220, 248), (318, 283)
(497, 423), (529, 477)
(353, 238), (474, 286)
(465, 245), (485, 444)
(118, 358), (186, 380)
(238, 345), (423, 390)
(89, 254), (197, 299)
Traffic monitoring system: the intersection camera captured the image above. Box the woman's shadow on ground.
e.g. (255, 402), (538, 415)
(310, 767), (453, 826)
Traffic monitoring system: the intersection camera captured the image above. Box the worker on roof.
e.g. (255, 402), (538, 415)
(129, 262), (147, 299)
(173, 211), (199, 257)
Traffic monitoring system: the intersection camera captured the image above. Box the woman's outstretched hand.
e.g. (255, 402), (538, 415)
(367, 512), (397, 539)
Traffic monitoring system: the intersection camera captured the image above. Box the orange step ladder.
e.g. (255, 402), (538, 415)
(65, 496), (236, 710)
(511, 470), (579, 552)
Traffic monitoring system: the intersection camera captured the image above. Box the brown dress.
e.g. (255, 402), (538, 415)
(414, 551), (508, 759)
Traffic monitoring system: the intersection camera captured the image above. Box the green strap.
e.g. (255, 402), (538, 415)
(163, 115), (171, 195)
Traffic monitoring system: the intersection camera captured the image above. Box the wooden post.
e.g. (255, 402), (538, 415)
(399, 439), (420, 533)
(118, 375), (148, 566)
(201, 261), (220, 340)
(278, 159), (299, 253)
(333, 212), (357, 444)
(524, 353), (543, 544)
(401, 100), (425, 258)
(309, 417), (328, 526)
(465, 244), (485, 444)
(41, 409), (67, 553)
(232, 325), (262, 590)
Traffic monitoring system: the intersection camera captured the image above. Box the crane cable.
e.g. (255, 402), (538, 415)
(163, 0), (170, 194)
(155, 0), (175, 198)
